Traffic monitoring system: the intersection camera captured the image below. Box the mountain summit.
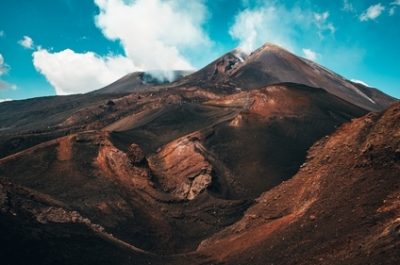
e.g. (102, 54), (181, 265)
(180, 43), (395, 111)
(0, 43), (398, 265)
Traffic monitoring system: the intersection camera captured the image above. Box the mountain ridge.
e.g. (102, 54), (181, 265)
(0, 42), (398, 265)
(177, 43), (396, 111)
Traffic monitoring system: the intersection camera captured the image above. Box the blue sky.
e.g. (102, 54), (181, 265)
(0, 0), (399, 101)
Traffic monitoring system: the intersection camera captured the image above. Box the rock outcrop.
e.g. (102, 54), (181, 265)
(148, 134), (213, 200)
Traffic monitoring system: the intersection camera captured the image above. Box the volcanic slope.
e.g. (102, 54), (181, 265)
(0, 82), (367, 259)
(0, 180), (212, 265)
(0, 42), (398, 264)
(0, 71), (191, 158)
(0, 44), (396, 159)
(180, 43), (396, 111)
(92, 70), (192, 95)
(198, 102), (400, 265)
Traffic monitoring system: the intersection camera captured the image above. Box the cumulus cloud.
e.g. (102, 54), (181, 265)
(302, 48), (319, 61)
(33, 48), (137, 95)
(31, 0), (212, 95)
(229, 3), (335, 54)
(18, 36), (34, 49)
(94, 0), (211, 72)
(360, 4), (385, 21)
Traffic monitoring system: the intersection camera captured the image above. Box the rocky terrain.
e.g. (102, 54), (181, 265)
(198, 102), (400, 265)
(0, 44), (398, 265)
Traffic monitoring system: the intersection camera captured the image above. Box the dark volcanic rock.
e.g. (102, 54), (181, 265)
(0, 43), (398, 265)
(198, 102), (400, 265)
(127, 143), (145, 165)
(181, 43), (397, 111)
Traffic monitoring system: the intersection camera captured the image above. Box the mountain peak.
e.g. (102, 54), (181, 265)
(181, 43), (395, 111)
(251, 42), (290, 54)
(232, 43), (291, 63)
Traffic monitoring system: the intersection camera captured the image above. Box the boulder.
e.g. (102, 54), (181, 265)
(127, 143), (145, 165)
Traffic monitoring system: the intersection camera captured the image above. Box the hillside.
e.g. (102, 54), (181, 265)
(0, 43), (398, 265)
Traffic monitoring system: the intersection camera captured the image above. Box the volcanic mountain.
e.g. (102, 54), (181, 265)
(92, 70), (193, 95)
(180, 44), (394, 111)
(0, 43), (398, 265)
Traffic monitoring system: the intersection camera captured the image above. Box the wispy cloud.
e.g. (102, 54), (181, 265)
(359, 3), (385, 21)
(0, 53), (8, 76)
(229, 6), (291, 54)
(0, 81), (17, 90)
(389, 0), (400, 15)
(314, 11), (329, 23)
(314, 11), (336, 38)
(18, 35), (35, 49)
(229, 2), (335, 54)
(0, 53), (16, 91)
(0, 30), (4, 38)
(342, 0), (355, 12)
(0, 98), (13, 103)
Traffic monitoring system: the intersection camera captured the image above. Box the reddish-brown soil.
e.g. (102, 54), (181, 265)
(198, 102), (400, 265)
(0, 43), (398, 265)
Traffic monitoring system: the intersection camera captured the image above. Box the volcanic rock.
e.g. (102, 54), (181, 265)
(127, 143), (145, 165)
(0, 43), (398, 265)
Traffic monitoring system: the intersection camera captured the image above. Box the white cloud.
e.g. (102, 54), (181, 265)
(229, 6), (293, 53)
(360, 4), (385, 21)
(33, 48), (137, 95)
(32, 0), (212, 95)
(229, 3), (335, 54)
(0, 98), (12, 103)
(389, 0), (400, 15)
(94, 0), (211, 72)
(302, 48), (319, 61)
(314, 11), (336, 38)
(0, 53), (17, 90)
(229, 7), (286, 54)
(0, 53), (8, 76)
(0, 54), (16, 90)
(351, 79), (370, 87)
(343, 0), (355, 12)
(18, 36), (34, 49)
(0, 81), (17, 90)
(314, 11), (329, 23)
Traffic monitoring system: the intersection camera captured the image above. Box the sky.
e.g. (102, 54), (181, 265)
(0, 0), (399, 101)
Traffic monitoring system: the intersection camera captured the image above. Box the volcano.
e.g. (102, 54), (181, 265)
(179, 44), (394, 111)
(0, 43), (398, 265)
